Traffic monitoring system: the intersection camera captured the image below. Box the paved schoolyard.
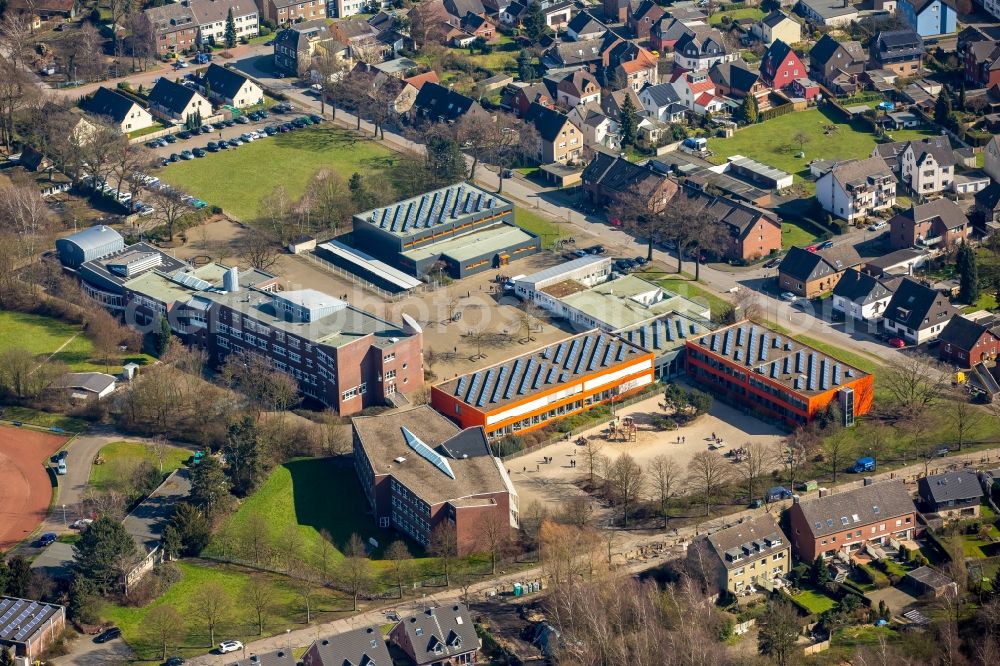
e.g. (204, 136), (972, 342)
(507, 393), (786, 514)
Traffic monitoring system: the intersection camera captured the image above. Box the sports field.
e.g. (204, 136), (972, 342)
(0, 425), (67, 549)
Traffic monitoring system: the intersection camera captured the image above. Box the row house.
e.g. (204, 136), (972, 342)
(582, 152), (677, 211)
(687, 515), (791, 597)
(870, 29), (924, 76)
(273, 20), (335, 77)
(627, 0), (664, 41)
(777, 244), (863, 298)
(831, 268), (898, 321)
(262, 0), (324, 25)
(190, 0), (258, 46)
(145, 2), (198, 55)
(809, 34), (865, 94)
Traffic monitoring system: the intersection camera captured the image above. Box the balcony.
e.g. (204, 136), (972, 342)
(919, 235), (943, 246)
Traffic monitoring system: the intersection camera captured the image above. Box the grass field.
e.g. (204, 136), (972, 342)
(515, 208), (567, 247)
(782, 220), (820, 249)
(89, 441), (192, 493)
(707, 108), (937, 184)
(644, 273), (731, 319)
(158, 126), (398, 221)
(103, 560), (353, 662)
(790, 588), (838, 614)
(0, 406), (88, 432)
(0, 310), (152, 373)
(708, 7), (765, 24)
(204, 458), (431, 571)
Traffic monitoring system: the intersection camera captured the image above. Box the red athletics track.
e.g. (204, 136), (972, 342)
(0, 425), (67, 550)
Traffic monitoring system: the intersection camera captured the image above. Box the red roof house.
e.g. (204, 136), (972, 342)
(759, 39), (806, 89)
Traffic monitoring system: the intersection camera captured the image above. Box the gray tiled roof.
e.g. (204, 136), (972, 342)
(883, 277), (959, 331)
(225, 648), (295, 666)
(831, 268), (894, 304)
(396, 604), (479, 665)
(918, 469), (982, 506)
(797, 480), (914, 537)
(305, 626), (391, 666)
(705, 514), (789, 570)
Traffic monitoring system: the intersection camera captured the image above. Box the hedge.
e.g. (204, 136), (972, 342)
(856, 563), (890, 589)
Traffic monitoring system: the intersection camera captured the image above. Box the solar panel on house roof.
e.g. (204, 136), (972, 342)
(401, 426), (455, 479)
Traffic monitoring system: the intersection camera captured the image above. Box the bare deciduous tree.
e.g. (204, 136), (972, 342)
(147, 187), (191, 242)
(822, 429), (854, 484)
(581, 438), (603, 486)
(384, 539), (413, 599)
(881, 355), (949, 420)
(338, 533), (374, 611)
(236, 229), (281, 271)
(477, 511), (511, 575)
(607, 454), (644, 527)
(738, 441), (774, 505)
(193, 581), (229, 647)
(143, 604), (185, 662)
(241, 576), (273, 635)
(429, 523), (459, 586)
(946, 390), (983, 451)
(686, 451), (731, 516)
(647, 454), (681, 529)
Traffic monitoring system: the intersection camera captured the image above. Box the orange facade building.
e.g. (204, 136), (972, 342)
(684, 321), (874, 427)
(431, 330), (655, 439)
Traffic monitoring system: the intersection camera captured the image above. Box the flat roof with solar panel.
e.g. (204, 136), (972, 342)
(687, 320), (870, 397)
(436, 329), (651, 413)
(353, 182), (514, 245)
(0, 597), (64, 654)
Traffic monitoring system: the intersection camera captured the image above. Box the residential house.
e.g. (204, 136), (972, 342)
(566, 10), (607, 41)
(898, 0), (956, 38)
(146, 78), (210, 123)
(777, 244), (863, 298)
(410, 81), (485, 122)
(582, 152), (677, 210)
(459, 12), (495, 41)
(190, 0), (258, 46)
(709, 61), (767, 100)
(200, 63), (263, 108)
(568, 103), (620, 154)
(831, 268), (897, 320)
(525, 102), (583, 163)
(511, 81), (556, 117)
(274, 20), (336, 77)
(638, 82), (686, 122)
(393, 71), (440, 114)
(80, 87), (154, 134)
(555, 69), (601, 107)
(539, 0), (573, 27)
(888, 199), (970, 250)
(963, 39), (1000, 89)
(937, 315), (1000, 368)
(985, 135), (1000, 182)
(673, 26), (736, 71)
(863, 247), (931, 278)
(900, 137), (956, 195)
(809, 34), (865, 92)
(796, 0), (859, 27)
(303, 627), (393, 666)
(499, 1), (527, 25)
(759, 39), (806, 88)
(389, 605), (480, 666)
(816, 157), (896, 222)
(883, 276), (960, 344)
(6, 0), (75, 19)
(977, 183), (1000, 228)
(687, 515), (791, 597)
(918, 469), (983, 520)
(329, 18), (388, 61)
(541, 37), (606, 69)
(628, 0), (665, 40)
(443, 0), (485, 18)
(672, 69), (717, 112)
(602, 86), (642, 121)
(651, 16), (703, 53)
(144, 3), (198, 55)
(673, 185), (784, 262)
(752, 11), (801, 45)
(870, 30), (924, 76)
(636, 116), (677, 150)
(261, 0), (324, 25)
(789, 76), (821, 100)
(871, 135), (950, 173)
(615, 56), (659, 91)
(787, 479), (916, 561)
(226, 649), (295, 666)
(604, 0), (637, 22)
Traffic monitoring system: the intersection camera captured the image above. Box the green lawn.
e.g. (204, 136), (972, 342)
(790, 588), (838, 614)
(782, 220), (819, 249)
(960, 524), (1000, 558)
(515, 208), (567, 248)
(708, 7), (766, 24)
(158, 126), (398, 221)
(204, 458), (429, 570)
(0, 310), (153, 373)
(451, 42), (519, 72)
(89, 441), (192, 493)
(103, 560), (353, 662)
(0, 406), (88, 432)
(707, 108), (937, 185)
(648, 274), (731, 320)
(791, 333), (883, 375)
(129, 123), (168, 139)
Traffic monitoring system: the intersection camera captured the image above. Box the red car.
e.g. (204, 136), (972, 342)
(888, 337), (906, 348)
(805, 245), (818, 252)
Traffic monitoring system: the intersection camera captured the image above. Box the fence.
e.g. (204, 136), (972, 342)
(804, 639), (831, 655)
(760, 102), (795, 122)
(302, 250), (429, 302)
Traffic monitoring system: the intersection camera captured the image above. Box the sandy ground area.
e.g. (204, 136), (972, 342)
(0, 426), (68, 549)
(506, 393), (786, 515)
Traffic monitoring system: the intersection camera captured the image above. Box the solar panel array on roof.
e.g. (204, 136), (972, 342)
(0, 598), (56, 644)
(366, 184), (502, 236)
(450, 332), (643, 408)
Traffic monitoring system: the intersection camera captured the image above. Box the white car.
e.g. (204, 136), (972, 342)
(780, 292), (798, 302)
(867, 221), (887, 232)
(218, 640), (243, 654)
(70, 519), (93, 530)
(240, 133), (256, 142)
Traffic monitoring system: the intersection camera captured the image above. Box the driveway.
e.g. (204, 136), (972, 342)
(53, 631), (134, 666)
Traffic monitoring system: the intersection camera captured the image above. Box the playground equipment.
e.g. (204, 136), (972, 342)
(607, 416), (636, 442)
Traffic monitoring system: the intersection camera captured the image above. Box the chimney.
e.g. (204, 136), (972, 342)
(223, 266), (240, 292)
(792, 494), (800, 504)
(863, 476), (873, 486)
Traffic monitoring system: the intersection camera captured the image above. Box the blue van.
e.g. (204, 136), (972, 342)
(851, 457), (876, 473)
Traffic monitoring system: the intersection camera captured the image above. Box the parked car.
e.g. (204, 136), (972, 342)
(763, 256), (782, 269)
(933, 445), (950, 457)
(780, 292), (797, 302)
(164, 657), (186, 666)
(217, 141), (228, 150)
(228, 138), (242, 147)
(766, 486), (793, 502)
(176, 130), (191, 140)
(218, 640), (243, 654)
(180, 150), (194, 160)
(851, 456), (876, 473)
(223, 119), (235, 127)
(38, 532), (57, 547)
(817, 240), (834, 250)
(57, 459), (67, 475)
(212, 121), (226, 130)
(168, 153), (180, 163)
(94, 628), (121, 644)
(888, 337), (906, 348)
(614, 259), (632, 272)
(804, 244), (817, 252)
(163, 134), (177, 143)
(234, 115), (249, 124)
(192, 148), (206, 158)
(70, 518), (93, 530)
(572, 249), (589, 258)
(206, 141), (219, 152)
(309, 114), (322, 124)
(868, 221), (887, 232)
(586, 245), (605, 255)
(240, 132), (255, 142)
